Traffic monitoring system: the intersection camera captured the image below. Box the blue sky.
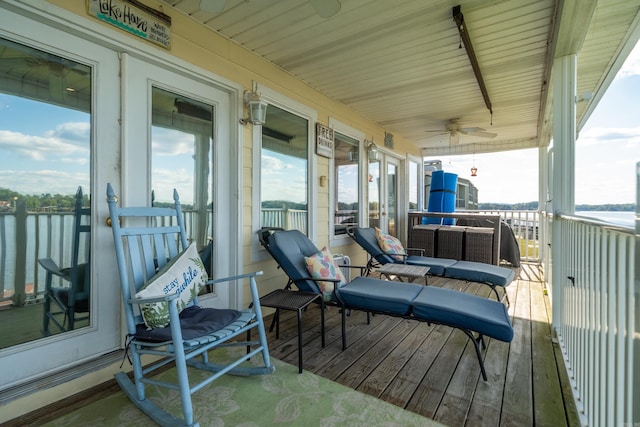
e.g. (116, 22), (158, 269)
(439, 41), (640, 205)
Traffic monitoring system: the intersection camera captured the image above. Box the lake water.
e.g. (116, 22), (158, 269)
(576, 211), (636, 228)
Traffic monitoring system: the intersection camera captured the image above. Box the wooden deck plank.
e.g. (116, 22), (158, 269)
(336, 318), (419, 389)
(358, 319), (437, 399)
(530, 280), (568, 427)
(405, 327), (469, 418)
(379, 323), (452, 408)
(500, 275), (534, 426)
(465, 338), (510, 426)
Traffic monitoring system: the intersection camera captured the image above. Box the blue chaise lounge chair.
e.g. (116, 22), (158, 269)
(348, 227), (515, 304)
(263, 229), (513, 381)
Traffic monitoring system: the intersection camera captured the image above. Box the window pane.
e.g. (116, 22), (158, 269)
(0, 37), (92, 347)
(409, 160), (418, 210)
(260, 105), (308, 234)
(333, 132), (359, 236)
(368, 160), (380, 228)
(151, 86), (215, 281)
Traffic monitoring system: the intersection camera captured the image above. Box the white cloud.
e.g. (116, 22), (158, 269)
(152, 128), (196, 156)
(617, 40), (640, 78)
(0, 169), (89, 195)
(0, 129), (88, 161)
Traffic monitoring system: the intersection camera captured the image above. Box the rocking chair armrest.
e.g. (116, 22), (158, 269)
(128, 293), (180, 305)
(205, 270), (264, 286)
(38, 257), (64, 277)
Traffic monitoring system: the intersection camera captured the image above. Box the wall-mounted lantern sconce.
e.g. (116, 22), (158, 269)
(367, 140), (379, 161)
(239, 88), (268, 126)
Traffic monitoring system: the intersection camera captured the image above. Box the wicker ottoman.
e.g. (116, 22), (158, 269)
(464, 227), (494, 264)
(436, 226), (465, 260)
(411, 225), (439, 257)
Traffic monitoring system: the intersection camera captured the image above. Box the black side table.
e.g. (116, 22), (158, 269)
(259, 289), (325, 373)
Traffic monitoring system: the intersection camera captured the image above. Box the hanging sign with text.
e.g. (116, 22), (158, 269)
(315, 123), (334, 159)
(87, 0), (172, 49)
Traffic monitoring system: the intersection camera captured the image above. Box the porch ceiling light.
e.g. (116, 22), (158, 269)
(240, 89), (268, 126)
(367, 140), (379, 161)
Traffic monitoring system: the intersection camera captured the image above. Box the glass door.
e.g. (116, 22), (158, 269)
(368, 152), (402, 237)
(386, 158), (400, 236)
(0, 10), (120, 389)
(124, 55), (234, 309)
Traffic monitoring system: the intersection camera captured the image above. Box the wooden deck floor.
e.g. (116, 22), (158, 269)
(264, 263), (581, 427)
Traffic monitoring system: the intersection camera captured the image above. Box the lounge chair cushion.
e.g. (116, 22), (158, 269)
(305, 246), (348, 301)
(405, 256), (457, 276)
(135, 243), (208, 329)
(444, 260), (515, 287)
(412, 286), (513, 342)
(268, 230), (326, 295)
(336, 277), (423, 315)
(375, 227), (405, 261)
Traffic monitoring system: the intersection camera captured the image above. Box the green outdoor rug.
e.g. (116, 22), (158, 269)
(44, 347), (441, 426)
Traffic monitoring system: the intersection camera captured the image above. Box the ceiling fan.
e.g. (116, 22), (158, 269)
(426, 119), (497, 144)
(199, 0), (341, 18)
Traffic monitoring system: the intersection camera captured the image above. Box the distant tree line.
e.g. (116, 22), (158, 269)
(479, 201), (635, 211)
(262, 200), (308, 210)
(0, 187), (89, 212)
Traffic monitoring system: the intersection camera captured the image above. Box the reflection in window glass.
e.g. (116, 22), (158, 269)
(0, 37), (91, 347)
(333, 132), (359, 237)
(368, 160), (380, 229)
(151, 86), (214, 280)
(260, 105), (308, 234)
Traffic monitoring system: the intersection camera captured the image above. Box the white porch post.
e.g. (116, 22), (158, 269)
(635, 161), (640, 423)
(538, 145), (549, 264)
(551, 54), (577, 329)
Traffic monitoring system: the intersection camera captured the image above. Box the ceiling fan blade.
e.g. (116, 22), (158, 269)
(200, 0), (228, 13)
(309, 0), (341, 18)
(459, 127), (484, 134)
(467, 130), (497, 138)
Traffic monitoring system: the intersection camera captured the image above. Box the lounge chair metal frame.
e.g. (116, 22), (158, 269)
(107, 184), (274, 427)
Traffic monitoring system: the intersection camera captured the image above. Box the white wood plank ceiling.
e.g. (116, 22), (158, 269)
(162, 0), (640, 155)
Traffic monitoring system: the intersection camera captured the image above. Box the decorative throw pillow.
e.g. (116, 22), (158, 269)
(135, 242), (208, 329)
(375, 227), (405, 261)
(304, 246), (348, 301)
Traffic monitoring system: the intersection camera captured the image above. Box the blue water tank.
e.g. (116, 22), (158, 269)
(425, 170), (458, 225)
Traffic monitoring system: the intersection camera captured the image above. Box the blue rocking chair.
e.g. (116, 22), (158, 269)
(106, 183), (274, 426)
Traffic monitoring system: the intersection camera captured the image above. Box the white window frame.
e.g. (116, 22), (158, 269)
(251, 85), (318, 261)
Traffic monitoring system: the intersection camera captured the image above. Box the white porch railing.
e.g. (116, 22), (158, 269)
(478, 209), (540, 263)
(546, 212), (636, 427)
(261, 207), (307, 232)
